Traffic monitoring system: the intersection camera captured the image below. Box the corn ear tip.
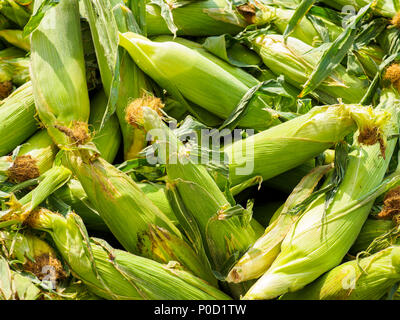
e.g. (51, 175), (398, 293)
(125, 94), (164, 128)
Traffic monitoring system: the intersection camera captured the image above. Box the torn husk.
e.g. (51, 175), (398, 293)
(123, 93), (164, 158)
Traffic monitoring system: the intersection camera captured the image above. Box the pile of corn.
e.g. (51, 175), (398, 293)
(1, 0), (400, 301)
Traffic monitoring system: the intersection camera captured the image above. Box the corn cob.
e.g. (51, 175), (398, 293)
(0, 46), (29, 96)
(0, 230), (66, 283)
(321, 0), (399, 19)
(243, 87), (399, 300)
(89, 91), (121, 164)
(53, 179), (178, 232)
(26, 208), (230, 300)
(0, 81), (38, 156)
(245, 3), (384, 77)
(0, 56), (29, 88)
(119, 32), (282, 130)
(62, 149), (217, 285)
(0, 230), (101, 300)
(129, 103), (264, 277)
(281, 246), (400, 300)
(0, 130), (57, 183)
(0, 30), (30, 51)
(30, 0), (90, 148)
(224, 103), (387, 186)
(246, 32), (370, 104)
(0, 255), (42, 300)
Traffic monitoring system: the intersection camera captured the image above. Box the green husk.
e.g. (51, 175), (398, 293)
(281, 246), (400, 300)
(247, 33), (370, 104)
(26, 208), (230, 300)
(0, 230), (102, 300)
(243, 88), (400, 300)
(145, 0), (245, 36)
(226, 164), (333, 283)
(30, 0), (90, 148)
(0, 81), (38, 156)
(81, 0), (156, 160)
(130, 105), (264, 279)
(0, 130), (57, 183)
(62, 149), (217, 285)
(0, 30), (30, 51)
(350, 219), (396, 254)
(119, 32), (282, 130)
(52, 178), (107, 232)
(224, 103), (387, 186)
(0, 230), (65, 282)
(89, 91), (121, 164)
